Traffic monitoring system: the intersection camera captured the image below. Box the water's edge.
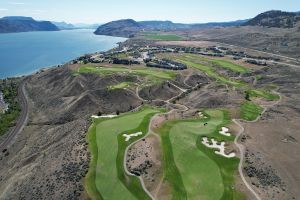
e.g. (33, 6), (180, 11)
(0, 29), (127, 79)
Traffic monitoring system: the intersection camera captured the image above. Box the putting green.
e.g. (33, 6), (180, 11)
(85, 107), (162, 200)
(159, 110), (242, 200)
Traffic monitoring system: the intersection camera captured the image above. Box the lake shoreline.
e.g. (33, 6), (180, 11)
(0, 29), (127, 79)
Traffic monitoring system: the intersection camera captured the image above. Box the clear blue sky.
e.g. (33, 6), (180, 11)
(0, 0), (299, 24)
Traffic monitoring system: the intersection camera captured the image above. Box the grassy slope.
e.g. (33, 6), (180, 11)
(108, 82), (134, 90)
(142, 32), (184, 41)
(240, 101), (264, 121)
(85, 123), (103, 200)
(246, 89), (280, 101)
(86, 107), (161, 200)
(78, 65), (176, 80)
(200, 57), (249, 74)
(158, 110), (243, 200)
(212, 60), (248, 73)
(177, 59), (244, 87)
(156, 53), (246, 87)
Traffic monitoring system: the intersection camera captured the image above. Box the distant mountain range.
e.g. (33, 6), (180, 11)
(52, 21), (75, 30)
(0, 16), (59, 33)
(94, 19), (249, 37)
(94, 10), (300, 37)
(52, 22), (101, 30)
(73, 23), (102, 29)
(139, 19), (249, 30)
(1, 10), (299, 35)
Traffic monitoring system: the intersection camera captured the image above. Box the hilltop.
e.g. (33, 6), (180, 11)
(94, 19), (141, 38)
(0, 16), (59, 33)
(244, 10), (300, 28)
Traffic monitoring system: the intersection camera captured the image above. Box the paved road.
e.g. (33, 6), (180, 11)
(0, 82), (29, 151)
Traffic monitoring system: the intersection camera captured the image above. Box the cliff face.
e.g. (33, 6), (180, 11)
(0, 16), (59, 33)
(244, 10), (300, 28)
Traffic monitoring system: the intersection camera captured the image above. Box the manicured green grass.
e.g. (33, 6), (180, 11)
(142, 32), (184, 41)
(158, 110), (243, 200)
(186, 54), (249, 74)
(246, 89), (280, 101)
(85, 107), (162, 200)
(177, 59), (245, 87)
(108, 82), (135, 90)
(240, 101), (264, 121)
(85, 123), (103, 200)
(78, 65), (177, 81)
(211, 59), (249, 73)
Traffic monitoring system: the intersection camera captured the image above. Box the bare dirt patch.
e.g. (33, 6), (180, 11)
(126, 134), (163, 196)
(242, 106), (300, 200)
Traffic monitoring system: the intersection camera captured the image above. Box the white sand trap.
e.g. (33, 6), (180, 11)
(198, 112), (208, 119)
(219, 127), (231, 137)
(202, 137), (236, 158)
(91, 114), (118, 119)
(123, 132), (143, 142)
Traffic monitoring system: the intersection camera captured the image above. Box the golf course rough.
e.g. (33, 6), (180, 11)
(174, 56), (245, 87)
(158, 109), (243, 200)
(78, 65), (177, 80)
(246, 89), (280, 101)
(85, 107), (162, 200)
(142, 31), (185, 41)
(240, 101), (264, 121)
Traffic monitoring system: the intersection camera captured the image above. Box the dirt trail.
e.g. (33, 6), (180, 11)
(0, 81), (29, 151)
(124, 82), (189, 200)
(233, 90), (282, 200)
(127, 78), (283, 200)
(167, 81), (187, 92)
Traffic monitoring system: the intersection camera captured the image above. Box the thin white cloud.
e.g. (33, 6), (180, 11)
(0, 8), (8, 11)
(9, 2), (25, 5)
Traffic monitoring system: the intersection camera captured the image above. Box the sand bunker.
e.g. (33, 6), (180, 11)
(198, 112), (208, 119)
(123, 132), (143, 142)
(202, 137), (235, 158)
(219, 127), (231, 137)
(91, 114), (118, 119)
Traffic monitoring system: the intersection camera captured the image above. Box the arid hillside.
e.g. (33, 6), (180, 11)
(179, 25), (300, 59)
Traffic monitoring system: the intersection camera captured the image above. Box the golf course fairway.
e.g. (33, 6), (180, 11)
(85, 107), (162, 200)
(158, 109), (242, 200)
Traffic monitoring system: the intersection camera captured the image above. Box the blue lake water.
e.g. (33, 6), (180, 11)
(0, 29), (126, 78)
